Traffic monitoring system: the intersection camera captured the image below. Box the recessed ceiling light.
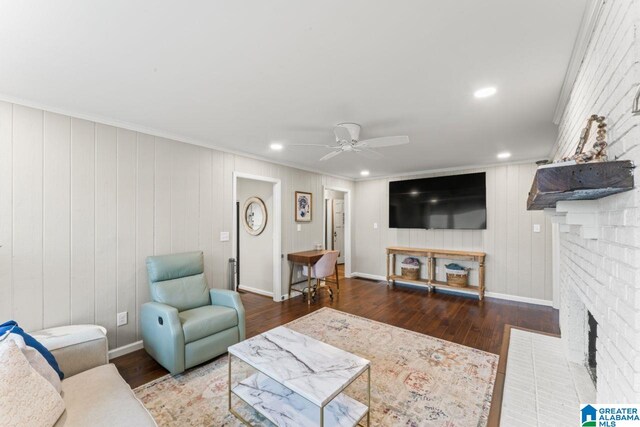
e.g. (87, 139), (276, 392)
(474, 86), (497, 98)
(497, 152), (511, 159)
(360, 170), (370, 177)
(269, 142), (283, 151)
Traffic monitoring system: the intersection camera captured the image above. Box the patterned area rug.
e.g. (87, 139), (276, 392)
(134, 308), (498, 426)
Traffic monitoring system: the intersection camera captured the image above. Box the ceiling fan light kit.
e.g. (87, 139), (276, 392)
(335, 123), (362, 142)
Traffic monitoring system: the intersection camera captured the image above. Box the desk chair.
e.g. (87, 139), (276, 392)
(301, 251), (340, 302)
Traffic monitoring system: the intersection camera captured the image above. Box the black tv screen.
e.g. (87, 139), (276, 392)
(389, 172), (486, 230)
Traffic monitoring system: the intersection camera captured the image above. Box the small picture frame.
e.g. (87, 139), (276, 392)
(295, 191), (312, 222)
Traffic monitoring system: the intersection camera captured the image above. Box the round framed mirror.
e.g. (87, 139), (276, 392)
(243, 197), (267, 236)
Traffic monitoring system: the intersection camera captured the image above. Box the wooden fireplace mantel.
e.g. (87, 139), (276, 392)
(527, 160), (634, 210)
(385, 246), (486, 300)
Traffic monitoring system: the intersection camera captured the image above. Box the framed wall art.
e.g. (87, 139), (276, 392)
(295, 191), (312, 222)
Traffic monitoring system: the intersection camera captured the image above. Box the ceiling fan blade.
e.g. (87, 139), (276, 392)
(333, 126), (353, 143)
(319, 150), (342, 161)
(358, 148), (384, 159)
(287, 143), (336, 148)
(357, 135), (409, 148)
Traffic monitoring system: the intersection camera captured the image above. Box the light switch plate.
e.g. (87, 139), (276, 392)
(533, 224), (541, 233)
(373, 222), (378, 229)
(117, 312), (128, 327)
(297, 224), (301, 232)
(220, 231), (230, 241)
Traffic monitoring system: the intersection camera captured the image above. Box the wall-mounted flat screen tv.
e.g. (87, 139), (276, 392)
(389, 172), (486, 229)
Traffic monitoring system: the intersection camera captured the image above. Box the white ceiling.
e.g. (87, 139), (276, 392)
(0, 0), (587, 179)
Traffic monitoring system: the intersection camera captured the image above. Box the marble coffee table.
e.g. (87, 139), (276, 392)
(228, 326), (371, 427)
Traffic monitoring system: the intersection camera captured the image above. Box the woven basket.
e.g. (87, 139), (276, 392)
(445, 268), (468, 288)
(401, 265), (420, 280)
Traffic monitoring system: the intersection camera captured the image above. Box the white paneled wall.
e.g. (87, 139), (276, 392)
(70, 118), (95, 327)
(13, 105), (44, 331)
(354, 164), (553, 301)
(43, 113), (71, 328)
(0, 102), (11, 322)
(0, 101), (353, 349)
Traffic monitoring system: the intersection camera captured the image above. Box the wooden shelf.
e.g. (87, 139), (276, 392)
(527, 160), (634, 210)
(388, 275), (429, 286)
(431, 280), (481, 294)
(389, 275), (481, 295)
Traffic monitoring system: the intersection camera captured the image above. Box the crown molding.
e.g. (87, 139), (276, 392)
(0, 94), (550, 183)
(355, 158), (542, 182)
(0, 93), (355, 183)
(552, 0), (605, 125)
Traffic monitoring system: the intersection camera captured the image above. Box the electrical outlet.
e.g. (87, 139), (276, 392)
(117, 312), (128, 327)
(297, 224), (301, 232)
(373, 222), (378, 229)
(533, 224), (541, 233)
(220, 231), (230, 241)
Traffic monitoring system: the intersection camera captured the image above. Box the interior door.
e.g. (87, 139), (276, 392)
(333, 199), (345, 263)
(325, 199), (333, 250)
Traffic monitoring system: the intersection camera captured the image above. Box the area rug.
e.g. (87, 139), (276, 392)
(134, 307), (498, 426)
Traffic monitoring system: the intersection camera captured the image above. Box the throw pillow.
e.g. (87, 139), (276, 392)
(0, 320), (64, 379)
(0, 331), (62, 393)
(0, 339), (65, 427)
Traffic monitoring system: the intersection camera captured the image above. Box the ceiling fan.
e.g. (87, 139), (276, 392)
(293, 123), (409, 161)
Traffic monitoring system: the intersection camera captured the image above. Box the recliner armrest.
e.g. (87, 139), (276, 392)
(31, 325), (108, 378)
(210, 289), (246, 341)
(140, 302), (186, 374)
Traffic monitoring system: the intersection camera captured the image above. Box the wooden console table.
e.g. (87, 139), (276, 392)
(386, 246), (486, 300)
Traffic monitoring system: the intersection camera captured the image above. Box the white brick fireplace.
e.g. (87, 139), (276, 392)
(558, 227), (639, 401)
(550, 0), (640, 403)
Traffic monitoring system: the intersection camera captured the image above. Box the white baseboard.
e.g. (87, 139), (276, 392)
(351, 272), (553, 307)
(485, 292), (553, 307)
(108, 340), (143, 360)
(239, 284), (274, 297)
(351, 272), (386, 281)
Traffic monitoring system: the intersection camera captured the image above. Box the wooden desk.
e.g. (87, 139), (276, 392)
(287, 249), (333, 264)
(386, 246), (486, 300)
(287, 250), (340, 305)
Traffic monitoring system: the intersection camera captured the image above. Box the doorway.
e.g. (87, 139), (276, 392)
(323, 186), (351, 278)
(232, 172), (282, 302)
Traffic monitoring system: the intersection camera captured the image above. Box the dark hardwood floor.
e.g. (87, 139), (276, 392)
(113, 275), (559, 388)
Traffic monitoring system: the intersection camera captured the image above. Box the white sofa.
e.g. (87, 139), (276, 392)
(31, 325), (156, 427)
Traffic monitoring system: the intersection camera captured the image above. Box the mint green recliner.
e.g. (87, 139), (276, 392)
(140, 251), (245, 374)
